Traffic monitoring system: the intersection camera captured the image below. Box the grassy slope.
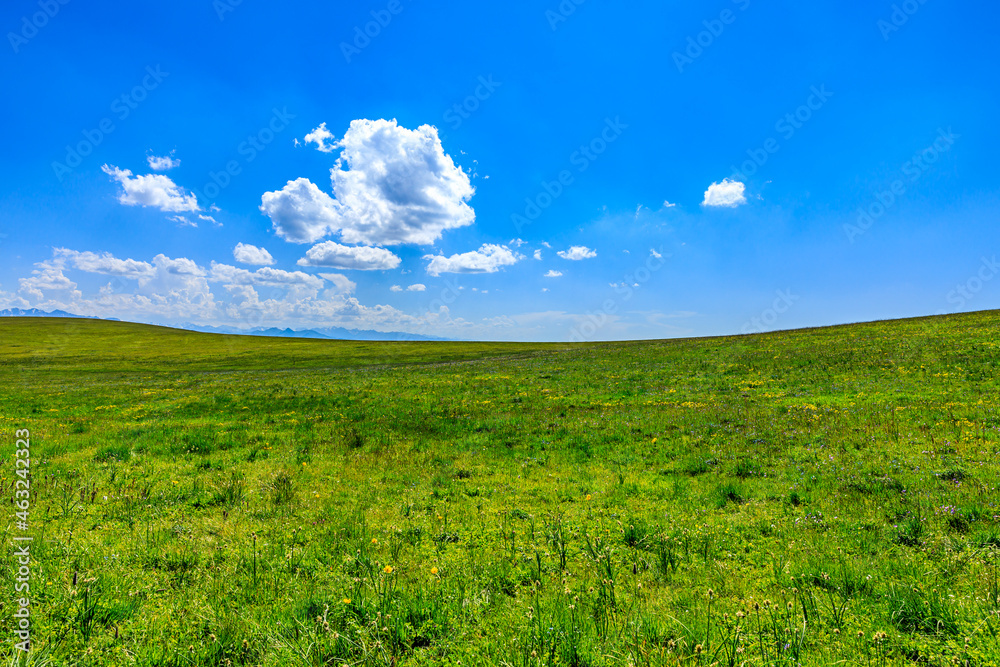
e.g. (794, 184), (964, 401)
(1, 314), (999, 665)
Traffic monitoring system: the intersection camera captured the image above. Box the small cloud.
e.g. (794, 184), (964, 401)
(541, 288), (549, 292)
(303, 122), (337, 153)
(318, 273), (357, 294)
(650, 248), (663, 259)
(509, 238), (527, 248)
(102, 164), (200, 214)
(662, 200), (677, 209)
(557, 246), (597, 261)
(424, 244), (522, 277)
(702, 178), (747, 208)
(297, 241), (402, 271)
(390, 285), (403, 292)
(407, 284), (426, 292)
(147, 152), (180, 171)
(234, 243), (275, 266)
(533, 249), (543, 261)
(541, 241), (552, 249)
(544, 270), (563, 278)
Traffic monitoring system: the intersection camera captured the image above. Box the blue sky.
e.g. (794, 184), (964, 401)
(1, 0), (997, 341)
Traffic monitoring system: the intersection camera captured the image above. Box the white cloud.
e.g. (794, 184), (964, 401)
(533, 249), (543, 261)
(233, 243), (275, 266)
(390, 285), (403, 292)
(208, 263), (324, 290)
(424, 244), (522, 277)
(297, 241), (401, 271)
(303, 123), (336, 153)
(544, 270), (563, 278)
(261, 119), (475, 246)
(407, 284), (426, 292)
(54, 248), (157, 281)
(18, 262), (78, 299)
(557, 246), (597, 261)
(17, 249), (216, 321)
(102, 164), (200, 213)
(650, 248), (663, 259)
(702, 178), (747, 208)
(260, 178), (341, 244)
(662, 200), (677, 209)
(509, 238), (527, 248)
(319, 273), (357, 294)
(147, 153), (180, 171)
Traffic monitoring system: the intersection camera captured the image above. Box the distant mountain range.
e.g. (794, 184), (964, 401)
(180, 323), (453, 342)
(0, 308), (451, 341)
(0, 307), (118, 320)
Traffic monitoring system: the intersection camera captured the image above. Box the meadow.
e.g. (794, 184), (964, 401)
(1, 313), (999, 666)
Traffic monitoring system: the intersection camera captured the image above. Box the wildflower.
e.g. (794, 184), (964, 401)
(371, 538), (378, 545)
(585, 494), (592, 501)
(342, 598), (351, 604)
(383, 566), (393, 574)
(431, 567), (439, 575)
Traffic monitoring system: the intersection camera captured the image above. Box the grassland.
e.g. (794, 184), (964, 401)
(1, 313), (999, 666)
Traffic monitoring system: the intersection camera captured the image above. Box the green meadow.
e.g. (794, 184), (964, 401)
(2, 313), (1000, 666)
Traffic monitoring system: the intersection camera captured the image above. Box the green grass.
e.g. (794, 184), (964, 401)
(2, 313), (1000, 665)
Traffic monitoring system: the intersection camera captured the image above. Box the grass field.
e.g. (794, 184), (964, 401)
(2, 314), (1000, 666)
